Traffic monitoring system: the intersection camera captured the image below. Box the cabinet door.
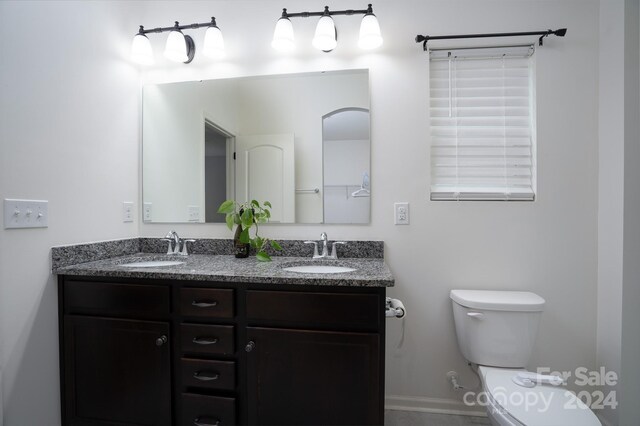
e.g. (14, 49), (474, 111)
(246, 327), (381, 425)
(63, 316), (171, 426)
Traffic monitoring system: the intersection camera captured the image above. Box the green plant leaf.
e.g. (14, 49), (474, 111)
(270, 240), (282, 251)
(239, 228), (251, 244)
(251, 199), (260, 208)
(241, 208), (254, 228)
(256, 251), (272, 262)
(264, 209), (271, 219)
(225, 214), (234, 230)
(264, 201), (272, 208)
(233, 214), (241, 225)
(218, 200), (235, 214)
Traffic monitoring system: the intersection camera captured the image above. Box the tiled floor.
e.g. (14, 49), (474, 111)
(385, 410), (491, 426)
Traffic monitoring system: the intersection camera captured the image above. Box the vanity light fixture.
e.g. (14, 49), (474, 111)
(272, 4), (382, 53)
(130, 17), (225, 65)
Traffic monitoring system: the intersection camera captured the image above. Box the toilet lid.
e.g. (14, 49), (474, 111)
(483, 368), (601, 426)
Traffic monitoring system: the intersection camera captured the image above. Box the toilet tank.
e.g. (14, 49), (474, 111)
(450, 290), (545, 368)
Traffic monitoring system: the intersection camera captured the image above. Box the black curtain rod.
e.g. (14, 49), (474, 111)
(415, 28), (567, 51)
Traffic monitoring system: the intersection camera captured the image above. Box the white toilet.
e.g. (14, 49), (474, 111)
(450, 289), (601, 426)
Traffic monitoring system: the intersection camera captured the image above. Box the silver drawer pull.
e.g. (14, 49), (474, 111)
(194, 418), (220, 426)
(192, 300), (218, 308)
(192, 337), (218, 345)
(193, 371), (220, 381)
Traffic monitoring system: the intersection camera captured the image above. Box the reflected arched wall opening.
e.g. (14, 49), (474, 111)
(322, 108), (371, 224)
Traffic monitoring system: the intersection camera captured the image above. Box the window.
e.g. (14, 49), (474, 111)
(429, 45), (536, 201)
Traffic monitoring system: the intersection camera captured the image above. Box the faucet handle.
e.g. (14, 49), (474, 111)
(330, 241), (347, 259)
(180, 239), (196, 256)
(304, 241), (320, 258)
(162, 238), (174, 255)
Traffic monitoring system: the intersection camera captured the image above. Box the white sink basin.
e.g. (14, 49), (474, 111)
(283, 265), (357, 274)
(121, 260), (185, 268)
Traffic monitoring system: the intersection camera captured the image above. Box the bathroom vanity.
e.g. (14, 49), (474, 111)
(54, 241), (393, 426)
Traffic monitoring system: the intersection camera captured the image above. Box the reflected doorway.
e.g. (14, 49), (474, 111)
(204, 120), (235, 223)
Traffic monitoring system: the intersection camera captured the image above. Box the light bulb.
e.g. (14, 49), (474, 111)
(272, 16), (295, 52)
(358, 12), (382, 50)
(203, 23), (225, 59)
(131, 31), (153, 65)
(164, 23), (188, 62)
(312, 15), (337, 52)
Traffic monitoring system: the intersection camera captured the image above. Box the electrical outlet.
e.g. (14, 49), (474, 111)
(122, 202), (134, 223)
(394, 202), (409, 225)
(188, 205), (200, 222)
(143, 202), (152, 222)
(3, 199), (48, 229)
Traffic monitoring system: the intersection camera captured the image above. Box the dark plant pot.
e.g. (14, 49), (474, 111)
(234, 224), (250, 258)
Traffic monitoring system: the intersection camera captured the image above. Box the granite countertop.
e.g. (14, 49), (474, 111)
(54, 253), (394, 287)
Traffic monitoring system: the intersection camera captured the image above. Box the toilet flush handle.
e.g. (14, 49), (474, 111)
(467, 312), (484, 319)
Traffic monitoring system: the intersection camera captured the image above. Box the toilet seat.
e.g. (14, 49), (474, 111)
(479, 366), (601, 426)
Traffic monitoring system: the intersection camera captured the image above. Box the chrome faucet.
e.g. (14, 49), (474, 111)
(163, 231), (195, 255)
(163, 230), (181, 255)
(305, 233), (346, 259)
(320, 232), (329, 257)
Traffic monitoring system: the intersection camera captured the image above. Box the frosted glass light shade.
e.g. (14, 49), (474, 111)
(164, 30), (188, 62)
(272, 17), (295, 52)
(312, 15), (337, 51)
(131, 33), (154, 65)
(203, 25), (225, 59)
(358, 13), (382, 49)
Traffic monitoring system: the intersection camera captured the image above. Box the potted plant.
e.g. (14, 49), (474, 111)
(217, 199), (282, 261)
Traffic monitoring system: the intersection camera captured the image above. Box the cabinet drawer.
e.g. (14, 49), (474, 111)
(64, 281), (169, 318)
(181, 324), (235, 356)
(246, 290), (380, 329)
(180, 288), (234, 319)
(181, 393), (235, 426)
(181, 358), (235, 391)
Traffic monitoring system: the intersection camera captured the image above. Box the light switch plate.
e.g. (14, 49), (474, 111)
(143, 202), (152, 222)
(4, 199), (48, 229)
(122, 202), (134, 223)
(394, 202), (409, 225)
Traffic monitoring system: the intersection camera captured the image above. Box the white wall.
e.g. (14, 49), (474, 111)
(0, 0), (607, 424)
(137, 0), (600, 416)
(597, 1), (640, 425)
(620, 1), (640, 424)
(0, 1), (142, 424)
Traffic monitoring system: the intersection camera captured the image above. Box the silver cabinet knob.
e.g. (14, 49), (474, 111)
(156, 335), (168, 346)
(245, 341), (255, 352)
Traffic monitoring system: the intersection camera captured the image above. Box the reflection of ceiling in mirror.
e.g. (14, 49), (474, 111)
(323, 109), (370, 141)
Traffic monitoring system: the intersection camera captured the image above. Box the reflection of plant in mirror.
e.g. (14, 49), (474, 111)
(217, 200), (282, 261)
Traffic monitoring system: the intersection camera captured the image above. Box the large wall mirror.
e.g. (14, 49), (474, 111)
(142, 69), (370, 224)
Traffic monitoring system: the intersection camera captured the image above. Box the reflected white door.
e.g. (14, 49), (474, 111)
(235, 134), (295, 223)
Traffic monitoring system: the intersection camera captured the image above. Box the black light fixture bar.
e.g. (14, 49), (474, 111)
(415, 28), (567, 50)
(138, 18), (218, 35)
(281, 4), (373, 19)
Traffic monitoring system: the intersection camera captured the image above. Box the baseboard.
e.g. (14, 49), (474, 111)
(385, 394), (487, 417)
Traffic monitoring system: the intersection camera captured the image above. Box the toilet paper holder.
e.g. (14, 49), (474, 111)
(385, 297), (406, 318)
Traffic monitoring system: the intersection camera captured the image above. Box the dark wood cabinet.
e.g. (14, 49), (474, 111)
(62, 316), (171, 426)
(246, 327), (381, 425)
(58, 276), (385, 426)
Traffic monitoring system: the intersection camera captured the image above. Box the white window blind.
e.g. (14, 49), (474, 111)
(429, 45), (536, 201)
